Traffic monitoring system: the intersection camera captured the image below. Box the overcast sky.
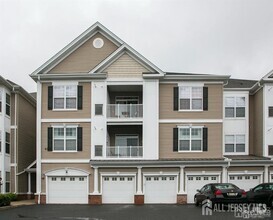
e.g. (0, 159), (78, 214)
(1, 0), (273, 92)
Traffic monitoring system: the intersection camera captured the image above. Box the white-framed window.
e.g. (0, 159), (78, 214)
(6, 93), (10, 116)
(178, 126), (202, 152)
(5, 132), (10, 154)
(53, 85), (77, 110)
(0, 89), (2, 113)
(115, 135), (139, 146)
(179, 86), (203, 110)
(225, 96), (245, 118)
(225, 135), (245, 153)
(53, 126), (77, 151)
(6, 172), (10, 192)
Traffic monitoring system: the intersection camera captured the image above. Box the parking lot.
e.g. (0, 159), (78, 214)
(0, 204), (271, 220)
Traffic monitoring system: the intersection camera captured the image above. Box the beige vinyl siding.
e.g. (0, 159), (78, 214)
(105, 53), (149, 77)
(41, 164), (93, 193)
(159, 123), (223, 158)
(41, 122), (91, 159)
(159, 83), (223, 119)
(41, 82), (91, 119)
(49, 33), (118, 73)
(253, 88), (264, 156)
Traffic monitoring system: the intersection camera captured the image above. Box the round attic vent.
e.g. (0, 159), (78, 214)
(93, 38), (104, 48)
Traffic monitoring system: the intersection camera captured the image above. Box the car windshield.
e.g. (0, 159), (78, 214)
(214, 184), (238, 190)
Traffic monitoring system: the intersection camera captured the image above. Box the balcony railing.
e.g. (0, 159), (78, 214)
(106, 146), (143, 158)
(107, 104), (143, 118)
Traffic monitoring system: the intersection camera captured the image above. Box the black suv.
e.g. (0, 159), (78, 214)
(247, 183), (273, 208)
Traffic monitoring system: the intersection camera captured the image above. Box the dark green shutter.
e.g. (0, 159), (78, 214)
(173, 87), (179, 111)
(48, 127), (53, 151)
(48, 86), (53, 110)
(203, 87), (208, 111)
(173, 128), (178, 151)
(77, 127), (83, 151)
(203, 127), (208, 151)
(77, 85), (83, 110)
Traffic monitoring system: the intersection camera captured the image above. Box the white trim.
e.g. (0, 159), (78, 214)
(178, 82), (204, 87)
(41, 159), (90, 163)
(227, 171), (263, 184)
(106, 79), (143, 84)
(52, 81), (79, 86)
(41, 118), (92, 123)
(160, 81), (224, 85)
(159, 119), (223, 123)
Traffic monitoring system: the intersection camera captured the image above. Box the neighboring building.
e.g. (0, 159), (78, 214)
(0, 76), (36, 199)
(30, 22), (273, 205)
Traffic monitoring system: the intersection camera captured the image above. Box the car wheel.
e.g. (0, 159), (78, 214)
(194, 197), (199, 206)
(269, 198), (273, 209)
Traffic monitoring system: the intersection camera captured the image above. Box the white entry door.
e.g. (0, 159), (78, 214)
(102, 176), (135, 204)
(48, 176), (88, 204)
(186, 175), (219, 203)
(144, 176), (177, 204)
(229, 174), (261, 191)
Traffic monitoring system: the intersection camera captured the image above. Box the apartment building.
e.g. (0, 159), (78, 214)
(30, 22), (273, 205)
(0, 76), (36, 199)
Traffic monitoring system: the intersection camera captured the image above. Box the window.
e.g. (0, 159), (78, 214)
(5, 132), (10, 154)
(211, 177), (217, 181)
(269, 107), (273, 117)
(179, 127), (202, 151)
(0, 89), (2, 112)
(115, 135), (139, 146)
(188, 177), (193, 181)
(6, 172), (10, 192)
(225, 135), (245, 153)
(170, 177), (175, 181)
(53, 85), (77, 110)
(146, 177), (151, 181)
(112, 177), (117, 181)
(225, 97), (245, 118)
(269, 145), (273, 156)
(196, 177), (201, 181)
(128, 177), (133, 181)
(61, 177), (66, 181)
(51, 177), (57, 181)
(179, 86), (203, 110)
(237, 176), (242, 180)
(70, 177), (75, 181)
(53, 127), (77, 151)
(104, 177), (109, 181)
(6, 94), (10, 116)
(95, 104), (103, 115)
(162, 177), (167, 181)
(120, 177), (125, 181)
(230, 176), (235, 180)
(204, 177), (209, 180)
(154, 177), (159, 181)
(79, 177), (84, 181)
(253, 176), (258, 180)
(95, 145), (103, 157)
(245, 176), (250, 180)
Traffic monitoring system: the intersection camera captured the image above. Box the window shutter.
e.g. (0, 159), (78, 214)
(48, 86), (53, 110)
(47, 127), (53, 151)
(173, 127), (178, 152)
(77, 127), (83, 151)
(77, 85), (83, 110)
(173, 87), (179, 111)
(203, 87), (208, 111)
(203, 127), (208, 151)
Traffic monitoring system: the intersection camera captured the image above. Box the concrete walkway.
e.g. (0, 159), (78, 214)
(0, 200), (35, 210)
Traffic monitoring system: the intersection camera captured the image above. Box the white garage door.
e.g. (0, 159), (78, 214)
(187, 175), (219, 203)
(48, 176), (88, 204)
(144, 176), (177, 204)
(229, 174), (261, 191)
(102, 176), (135, 204)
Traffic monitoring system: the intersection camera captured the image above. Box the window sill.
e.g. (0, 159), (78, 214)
(52, 151), (78, 153)
(52, 109), (78, 112)
(224, 117), (246, 120)
(224, 152), (247, 155)
(178, 110), (203, 112)
(178, 151), (203, 153)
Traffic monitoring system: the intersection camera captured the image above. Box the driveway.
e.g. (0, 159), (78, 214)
(0, 204), (271, 220)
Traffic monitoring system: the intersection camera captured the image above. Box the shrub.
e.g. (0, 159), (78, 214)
(6, 193), (17, 201)
(0, 194), (11, 207)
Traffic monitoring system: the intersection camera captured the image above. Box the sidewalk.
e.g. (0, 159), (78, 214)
(0, 199), (35, 210)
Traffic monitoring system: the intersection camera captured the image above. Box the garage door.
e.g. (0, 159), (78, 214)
(144, 176), (177, 204)
(48, 176), (88, 204)
(102, 176), (135, 204)
(229, 174), (261, 191)
(187, 175), (219, 203)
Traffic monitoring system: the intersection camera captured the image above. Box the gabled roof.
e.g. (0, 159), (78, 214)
(89, 44), (164, 76)
(261, 69), (273, 81)
(30, 22), (124, 76)
(30, 22), (164, 77)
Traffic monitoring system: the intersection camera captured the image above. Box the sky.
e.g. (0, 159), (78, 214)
(1, 0), (273, 92)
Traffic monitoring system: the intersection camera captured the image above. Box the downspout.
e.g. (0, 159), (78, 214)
(13, 88), (18, 194)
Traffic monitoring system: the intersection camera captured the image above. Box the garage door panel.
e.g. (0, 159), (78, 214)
(102, 176), (135, 204)
(229, 175), (261, 191)
(48, 176), (88, 204)
(144, 176), (177, 204)
(186, 175), (219, 204)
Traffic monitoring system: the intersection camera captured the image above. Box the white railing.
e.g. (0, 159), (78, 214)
(106, 146), (143, 158)
(107, 104), (143, 118)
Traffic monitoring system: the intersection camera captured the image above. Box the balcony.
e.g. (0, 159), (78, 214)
(107, 104), (143, 118)
(106, 146), (143, 158)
